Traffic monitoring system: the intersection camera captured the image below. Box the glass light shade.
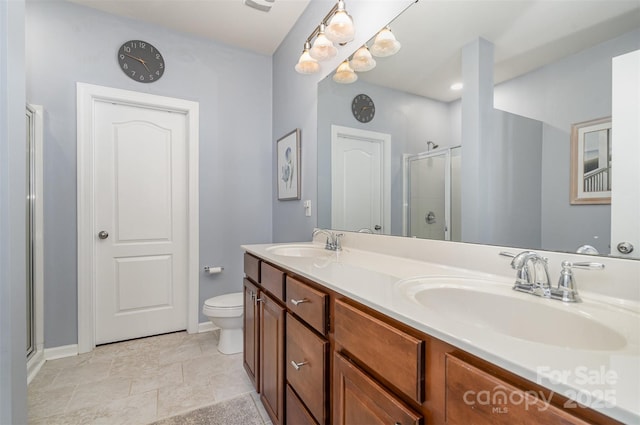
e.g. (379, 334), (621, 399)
(370, 27), (401, 57)
(325, 1), (355, 44)
(295, 44), (319, 74)
(332, 60), (358, 84)
(309, 26), (337, 61)
(350, 45), (376, 72)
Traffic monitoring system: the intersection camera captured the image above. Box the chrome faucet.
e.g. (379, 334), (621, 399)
(501, 252), (604, 303)
(501, 251), (551, 297)
(312, 229), (343, 251)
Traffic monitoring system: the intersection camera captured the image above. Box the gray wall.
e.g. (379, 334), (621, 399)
(272, 0), (414, 243)
(26, 1), (273, 348)
(0, 0), (28, 422)
(494, 29), (640, 254)
(317, 77), (453, 235)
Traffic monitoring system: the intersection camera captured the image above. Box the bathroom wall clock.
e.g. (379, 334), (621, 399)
(117, 40), (165, 83)
(352, 93), (375, 123)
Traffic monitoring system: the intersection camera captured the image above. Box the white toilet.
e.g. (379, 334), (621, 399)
(202, 292), (244, 354)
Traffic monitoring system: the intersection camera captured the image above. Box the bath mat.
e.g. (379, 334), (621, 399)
(149, 393), (264, 425)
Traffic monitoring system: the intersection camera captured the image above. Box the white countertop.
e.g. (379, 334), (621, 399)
(242, 241), (640, 424)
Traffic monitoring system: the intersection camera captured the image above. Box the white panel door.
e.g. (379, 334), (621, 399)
(331, 126), (390, 234)
(611, 49), (640, 258)
(94, 101), (188, 344)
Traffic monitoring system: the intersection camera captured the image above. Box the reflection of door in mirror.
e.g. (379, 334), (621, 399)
(331, 126), (390, 234)
(611, 49), (640, 259)
(405, 147), (461, 241)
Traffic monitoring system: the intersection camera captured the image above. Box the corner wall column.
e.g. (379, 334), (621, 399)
(460, 37), (495, 244)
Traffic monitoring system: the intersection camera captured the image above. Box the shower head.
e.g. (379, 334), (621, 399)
(426, 141), (439, 150)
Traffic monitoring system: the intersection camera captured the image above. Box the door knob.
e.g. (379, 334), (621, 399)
(617, 241), (634, 254)
(374, 225), (382, 231)
(98, 231), (109, 240)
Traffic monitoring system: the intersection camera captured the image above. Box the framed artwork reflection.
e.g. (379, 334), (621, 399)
(570, 117), (612, 205)
(277, 129), (301, 200)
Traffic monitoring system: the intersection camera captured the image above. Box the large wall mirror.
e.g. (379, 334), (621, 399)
(317, 0), (640, 259)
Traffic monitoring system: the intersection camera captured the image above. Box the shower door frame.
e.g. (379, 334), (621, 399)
(25, 104), (45, 383)
(403, 148), (453, 240)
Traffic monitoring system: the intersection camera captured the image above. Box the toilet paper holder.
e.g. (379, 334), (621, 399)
(204, 266), (224, 274)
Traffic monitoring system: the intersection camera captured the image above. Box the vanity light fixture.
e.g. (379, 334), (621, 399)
(243, 0), (274, 13)
(295, 41), (320, 75)
(350, 45), (376, 72)
(295, 1), (354, 74)
(325, 0), (355, 44)
(309, 24), (338, 61)
(333, 59), (358, 84)
(370, 26), (401, 57)
(450, 82), (464, 91)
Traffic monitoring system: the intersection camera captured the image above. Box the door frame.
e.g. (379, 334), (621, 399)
(330, 125), (391, 234)
(76, 83), (199, 354)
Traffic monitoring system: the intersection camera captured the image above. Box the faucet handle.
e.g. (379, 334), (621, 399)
(569, 261), (605, 270)
(553, 260), (604, 302)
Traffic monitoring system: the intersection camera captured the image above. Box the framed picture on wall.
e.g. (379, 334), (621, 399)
(570, 117), (612, 205)
(277, 129), (301, 201)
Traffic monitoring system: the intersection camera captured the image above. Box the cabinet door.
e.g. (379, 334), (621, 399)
(260, 292), (286, 425)
(243, 278), (259, 390)
(446, 354), (590, 425)
(333, 352), (422, 425)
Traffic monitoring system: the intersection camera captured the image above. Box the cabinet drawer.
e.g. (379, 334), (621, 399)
(261, 262), (285, 301)
(286, 276), (328, 335)
(333, 352), (421, 425)
(286, 385), (319, 425)
(244, 253), (260, 283)
(334, 299), (424, 403)
(286, 314), (328, 425)
(446, 354), (589, 425)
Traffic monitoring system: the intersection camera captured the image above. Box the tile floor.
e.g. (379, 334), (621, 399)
(27, 331), (271, 425)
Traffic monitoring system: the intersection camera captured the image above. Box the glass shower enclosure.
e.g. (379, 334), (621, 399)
(404, 146), (461, 241)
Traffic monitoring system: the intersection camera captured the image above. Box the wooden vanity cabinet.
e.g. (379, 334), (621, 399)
(243, 252), (621, 425)
(243, 254), (287, 425)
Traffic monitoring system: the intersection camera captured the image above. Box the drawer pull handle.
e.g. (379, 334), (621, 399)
(255, 297), (264, 305)
(290, 360), (308, 370)
(290, 298), (309, 306)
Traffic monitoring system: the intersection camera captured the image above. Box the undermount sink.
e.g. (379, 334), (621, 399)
(396, 277), (631, 351)
(266, 244), (332, 258)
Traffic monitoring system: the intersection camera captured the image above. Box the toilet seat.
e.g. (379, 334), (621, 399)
(204, 292), (243, 308)
(202, 292), (243, 318)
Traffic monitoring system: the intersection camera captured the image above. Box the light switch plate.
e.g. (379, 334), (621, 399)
(303, 200), (311, 217)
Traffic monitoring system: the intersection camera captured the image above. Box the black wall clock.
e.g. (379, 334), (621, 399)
(352, 94), (375, 123)
(117, 40), (164, 83)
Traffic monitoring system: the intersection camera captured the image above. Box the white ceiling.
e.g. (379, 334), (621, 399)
(68, 0), (639, 99)
(359, 0), (640, 102)
(69, 0), (311, 55)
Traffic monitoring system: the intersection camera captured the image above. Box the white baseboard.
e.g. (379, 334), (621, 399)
(198, 321), (218, 333)
(44, 344), (79, 361)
